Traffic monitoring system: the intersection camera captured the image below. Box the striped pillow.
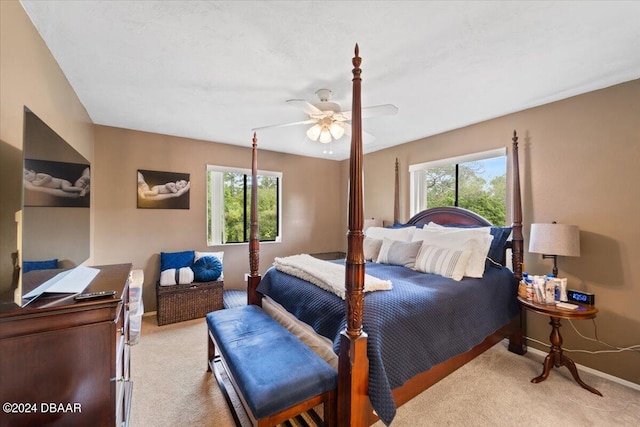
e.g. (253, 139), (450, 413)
(414, 244), (471, 281)
(376, 238), (422, 268)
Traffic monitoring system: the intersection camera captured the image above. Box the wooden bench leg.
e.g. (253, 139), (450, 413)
(207, 329), (215, 372)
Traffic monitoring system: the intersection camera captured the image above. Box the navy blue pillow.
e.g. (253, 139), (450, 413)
(160, 250), (195, 272)
(488, 226), (512, 264)
(385, 222), (424, 229)
(23, 259), (58, 274)
(192, 256), (222, 282)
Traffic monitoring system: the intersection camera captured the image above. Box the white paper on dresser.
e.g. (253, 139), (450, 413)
(23, 265), (100, 299)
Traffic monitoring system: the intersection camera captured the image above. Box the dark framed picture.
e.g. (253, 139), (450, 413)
(137, 169), (190, 209)
(23, 159), (91, 208)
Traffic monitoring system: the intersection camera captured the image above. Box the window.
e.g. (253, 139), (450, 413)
(207, 165), (282, 245)
(409, 148), (507, 225)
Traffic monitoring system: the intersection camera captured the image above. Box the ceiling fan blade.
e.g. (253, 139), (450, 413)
(341, 104), (398, 120)
(252, 119), (317, 131)
(342, 123), (376, 144)
(286, 99), (325, 116)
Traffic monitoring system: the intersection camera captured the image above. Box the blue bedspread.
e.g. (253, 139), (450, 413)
(257, 260), (519, 425)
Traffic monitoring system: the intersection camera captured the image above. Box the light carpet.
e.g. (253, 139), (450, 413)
(131, 315), (640, 426)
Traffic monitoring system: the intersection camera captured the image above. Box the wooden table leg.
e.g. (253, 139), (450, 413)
(531, 316), (602, 396)
(559, 352), (603, 396)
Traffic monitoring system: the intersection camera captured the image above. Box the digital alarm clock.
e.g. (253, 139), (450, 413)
(567, 289), (595, 306)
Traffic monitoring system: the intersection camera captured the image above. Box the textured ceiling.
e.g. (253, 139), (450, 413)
(20, 1), (640, 160)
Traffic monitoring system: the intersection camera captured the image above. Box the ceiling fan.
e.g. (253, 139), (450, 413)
(253, 89), (398, 147)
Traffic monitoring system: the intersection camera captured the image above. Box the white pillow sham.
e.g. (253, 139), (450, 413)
(365, 226), (416, 242)
(195, 251), (224, 280)
(414, 244), (471, 281)
(411, 227), (492, 278)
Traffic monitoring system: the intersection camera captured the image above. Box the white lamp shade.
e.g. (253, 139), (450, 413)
(306, 124), (321, 141)
(329, 122), (345, 139)
(529, 223), (580, 257)
(319, 128), (332, 144)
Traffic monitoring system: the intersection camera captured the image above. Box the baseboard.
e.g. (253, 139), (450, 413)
(143, 311), (156, 317)
(506, 339), (640, 392)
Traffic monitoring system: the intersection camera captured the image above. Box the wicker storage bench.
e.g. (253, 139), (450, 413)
(156, 280), (223, 326)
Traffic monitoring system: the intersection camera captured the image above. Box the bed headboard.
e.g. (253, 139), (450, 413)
(406, 206), (493, 227)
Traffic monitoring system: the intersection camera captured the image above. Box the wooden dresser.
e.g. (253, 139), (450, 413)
(0, 263), (133, 427)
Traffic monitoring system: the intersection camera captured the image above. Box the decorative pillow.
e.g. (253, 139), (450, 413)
(385, 221), (424, 229)
(414, 244), (471, 281)
(160, 250), (195, 272)
(376, 238), (422, 268)
(364, 237), (383, 262)
(411, 227), (492, 278)
(428, 223), (512, 266)
(366, 226), (416, 242)
(195, 251), (224, 280)
(488, 226), (512, 264)
(22, 259), (58, 274)
(191, 256), (222, 282)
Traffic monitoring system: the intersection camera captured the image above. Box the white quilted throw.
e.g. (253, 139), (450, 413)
(273, 254), (392, 299)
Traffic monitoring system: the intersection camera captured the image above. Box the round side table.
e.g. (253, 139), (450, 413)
(518, 296), (602, 396)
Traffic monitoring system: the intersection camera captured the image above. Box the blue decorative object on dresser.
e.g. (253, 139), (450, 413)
(22, 259), (58, 274)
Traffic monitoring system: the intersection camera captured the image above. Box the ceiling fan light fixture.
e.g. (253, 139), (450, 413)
(329, 121), (345, 139)
(306, 124), (322, 141)
(319, 128), (332, 144)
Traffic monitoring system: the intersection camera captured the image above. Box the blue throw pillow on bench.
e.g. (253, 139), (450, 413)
(160, 250), (195, 272)
(192, 256), (222, 282)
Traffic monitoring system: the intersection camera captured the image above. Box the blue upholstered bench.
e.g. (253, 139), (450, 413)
(206, 305), (337, 427)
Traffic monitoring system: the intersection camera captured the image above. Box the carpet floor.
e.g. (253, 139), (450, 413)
(130, 315), (640, 426)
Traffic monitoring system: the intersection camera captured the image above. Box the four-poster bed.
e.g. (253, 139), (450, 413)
(243, 45), (525, 426)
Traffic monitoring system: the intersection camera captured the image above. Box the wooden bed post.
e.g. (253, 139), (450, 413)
(248, 132), (262, 306)
(510, 130), (523, 282)
(337, 44), (370, 427)
(509, 130), (526, 355)
(394, 158), (400, 225)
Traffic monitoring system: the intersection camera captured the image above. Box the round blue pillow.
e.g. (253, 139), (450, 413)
(192, 256), (222, 282)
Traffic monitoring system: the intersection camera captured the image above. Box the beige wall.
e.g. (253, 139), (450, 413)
(93, 126), (345, 311)
(0, 1), (94, 297)
(355, 79), (640, 385)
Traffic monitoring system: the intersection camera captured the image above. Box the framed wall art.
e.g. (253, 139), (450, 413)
(137, 169), (190, 209)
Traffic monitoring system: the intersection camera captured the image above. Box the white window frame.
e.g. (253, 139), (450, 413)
(207, 165), (282, 246)
(409, 148), (506, 217)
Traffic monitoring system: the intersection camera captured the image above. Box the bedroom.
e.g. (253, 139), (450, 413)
(1, 0), (639, 425)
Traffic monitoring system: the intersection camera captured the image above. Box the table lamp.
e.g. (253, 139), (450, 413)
(528, 222), (580, 277)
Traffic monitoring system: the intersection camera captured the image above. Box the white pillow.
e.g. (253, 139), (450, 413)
(414, 244), (471, 281)
(365, 226), (416, 242)
(411, 227), (492, 278)
(195, 251), (224, 280)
